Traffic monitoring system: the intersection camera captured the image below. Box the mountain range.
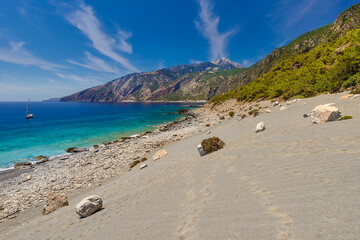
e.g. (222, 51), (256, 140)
(61, 3), (360, 103)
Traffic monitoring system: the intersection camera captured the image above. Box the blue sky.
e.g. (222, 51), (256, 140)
(0, 0), (358, 101)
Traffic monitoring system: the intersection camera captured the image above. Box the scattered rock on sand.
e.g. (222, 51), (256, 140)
(75, 195), (103, 218)
(42, 192), (69, 215)
(354, 94), (360, 99)
(205, 123), (211, 127)
(280, 106), (287, 111)
(311, 104), (341, 124)
(152, 149), (168, 160)
(340, 94), (354, 100)
(197, 144), (206, 156)
(26, 174), (32, 180)
(265, 109), (272, 113)
(255, 121), (265, 133)
(140, 164), (148, 170)
(272, 101), (279, 107)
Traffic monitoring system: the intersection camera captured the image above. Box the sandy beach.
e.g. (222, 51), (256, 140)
(1, 92), (360, 240)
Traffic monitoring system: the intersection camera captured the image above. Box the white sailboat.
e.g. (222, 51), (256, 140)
(26, 98), (34, 119)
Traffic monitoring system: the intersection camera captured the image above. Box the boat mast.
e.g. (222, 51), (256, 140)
(27, 98), (30, 114)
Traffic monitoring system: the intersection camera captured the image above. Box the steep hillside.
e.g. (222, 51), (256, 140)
(212, 3), (360, 103)
(60, 59), (243, 102)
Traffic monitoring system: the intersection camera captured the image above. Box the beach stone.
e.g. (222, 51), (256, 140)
(265, 109), (272, 113)
(205, 123), (211, 127)
(280, 106), (287, 111)
(272, 101), (279, 107)
(152, 149), (167, 160)
(340, 94), (354, 100)
(197, 144), (206, 156)
(42, 192), (69, 215)
(26, 174), (32, 180)
(353, 94), (360, 99)
(311, 104), (341, 124)
(35, 156), (49, 164)
(75, 195), (103, 218)
(140, 164), (148, 170)
(66, 147), (87, 153)
(255, 122), (265, 133)
(14, 162), (32, 170)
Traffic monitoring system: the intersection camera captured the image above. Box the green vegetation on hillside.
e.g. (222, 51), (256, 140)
(212, 28), (360, 104)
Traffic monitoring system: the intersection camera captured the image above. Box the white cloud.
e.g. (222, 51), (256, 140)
(67, 51), (120, 74)
(0, 41), (65, 71)
(55, 72), (101, 84)
(189, 59), (203, 64)
(64, 2), (139, 72)
(195, 0), (238, 61)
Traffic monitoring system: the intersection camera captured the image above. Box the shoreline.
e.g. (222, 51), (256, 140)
(0, 106), (200, 174)
(0, 106), (218, 221)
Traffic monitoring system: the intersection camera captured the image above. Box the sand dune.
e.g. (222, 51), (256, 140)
(1, 93), (360, 240)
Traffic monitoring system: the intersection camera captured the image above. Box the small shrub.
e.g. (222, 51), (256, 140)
(201, 137), (225, 154)
(229, 111), (235, 117)
(141, 157), (147, 162)
(130, 160), (141, 169)
(248, 109), (259, 116)
(341, 115), (353, 120)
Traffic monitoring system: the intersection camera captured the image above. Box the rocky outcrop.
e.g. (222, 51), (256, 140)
(75, 195), (103, 218)
(311, 104), (341, 123)
(42, 192), (69, 215)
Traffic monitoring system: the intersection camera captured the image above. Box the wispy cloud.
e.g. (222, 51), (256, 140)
(55, 72), (101, 84)
(195, 0), (238, 61)
(63, 1), (139, 72)
(267, 0), (323, 46)
(189, 59), (203, 64)
(0, 41), (65, 71)
(67, 51), (120, 74)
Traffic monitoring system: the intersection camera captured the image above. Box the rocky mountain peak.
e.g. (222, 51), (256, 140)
(212, 58), (243, 70)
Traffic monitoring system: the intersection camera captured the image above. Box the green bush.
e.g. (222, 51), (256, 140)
(201, 137), (225, 154)
(342, 73), (360, 89)
(341, 115), (353, 120)
(229, 111), (235, 117)
(248, 109), (259, 116)
(130, 160), (141, 169)
(141, 157), (147, 162)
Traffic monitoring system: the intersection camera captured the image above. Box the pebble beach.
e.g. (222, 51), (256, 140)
(1, 92), (360, 239)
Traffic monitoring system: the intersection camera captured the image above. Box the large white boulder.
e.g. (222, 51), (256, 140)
(75, 195), (103, 218)
(311, 104), (341, 124)
(255, 122), (265, 133)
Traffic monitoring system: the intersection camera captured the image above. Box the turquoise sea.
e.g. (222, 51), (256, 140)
(0, 102), (196, 169)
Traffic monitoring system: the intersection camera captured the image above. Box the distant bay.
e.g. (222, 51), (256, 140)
(0, 101), (197, 168)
